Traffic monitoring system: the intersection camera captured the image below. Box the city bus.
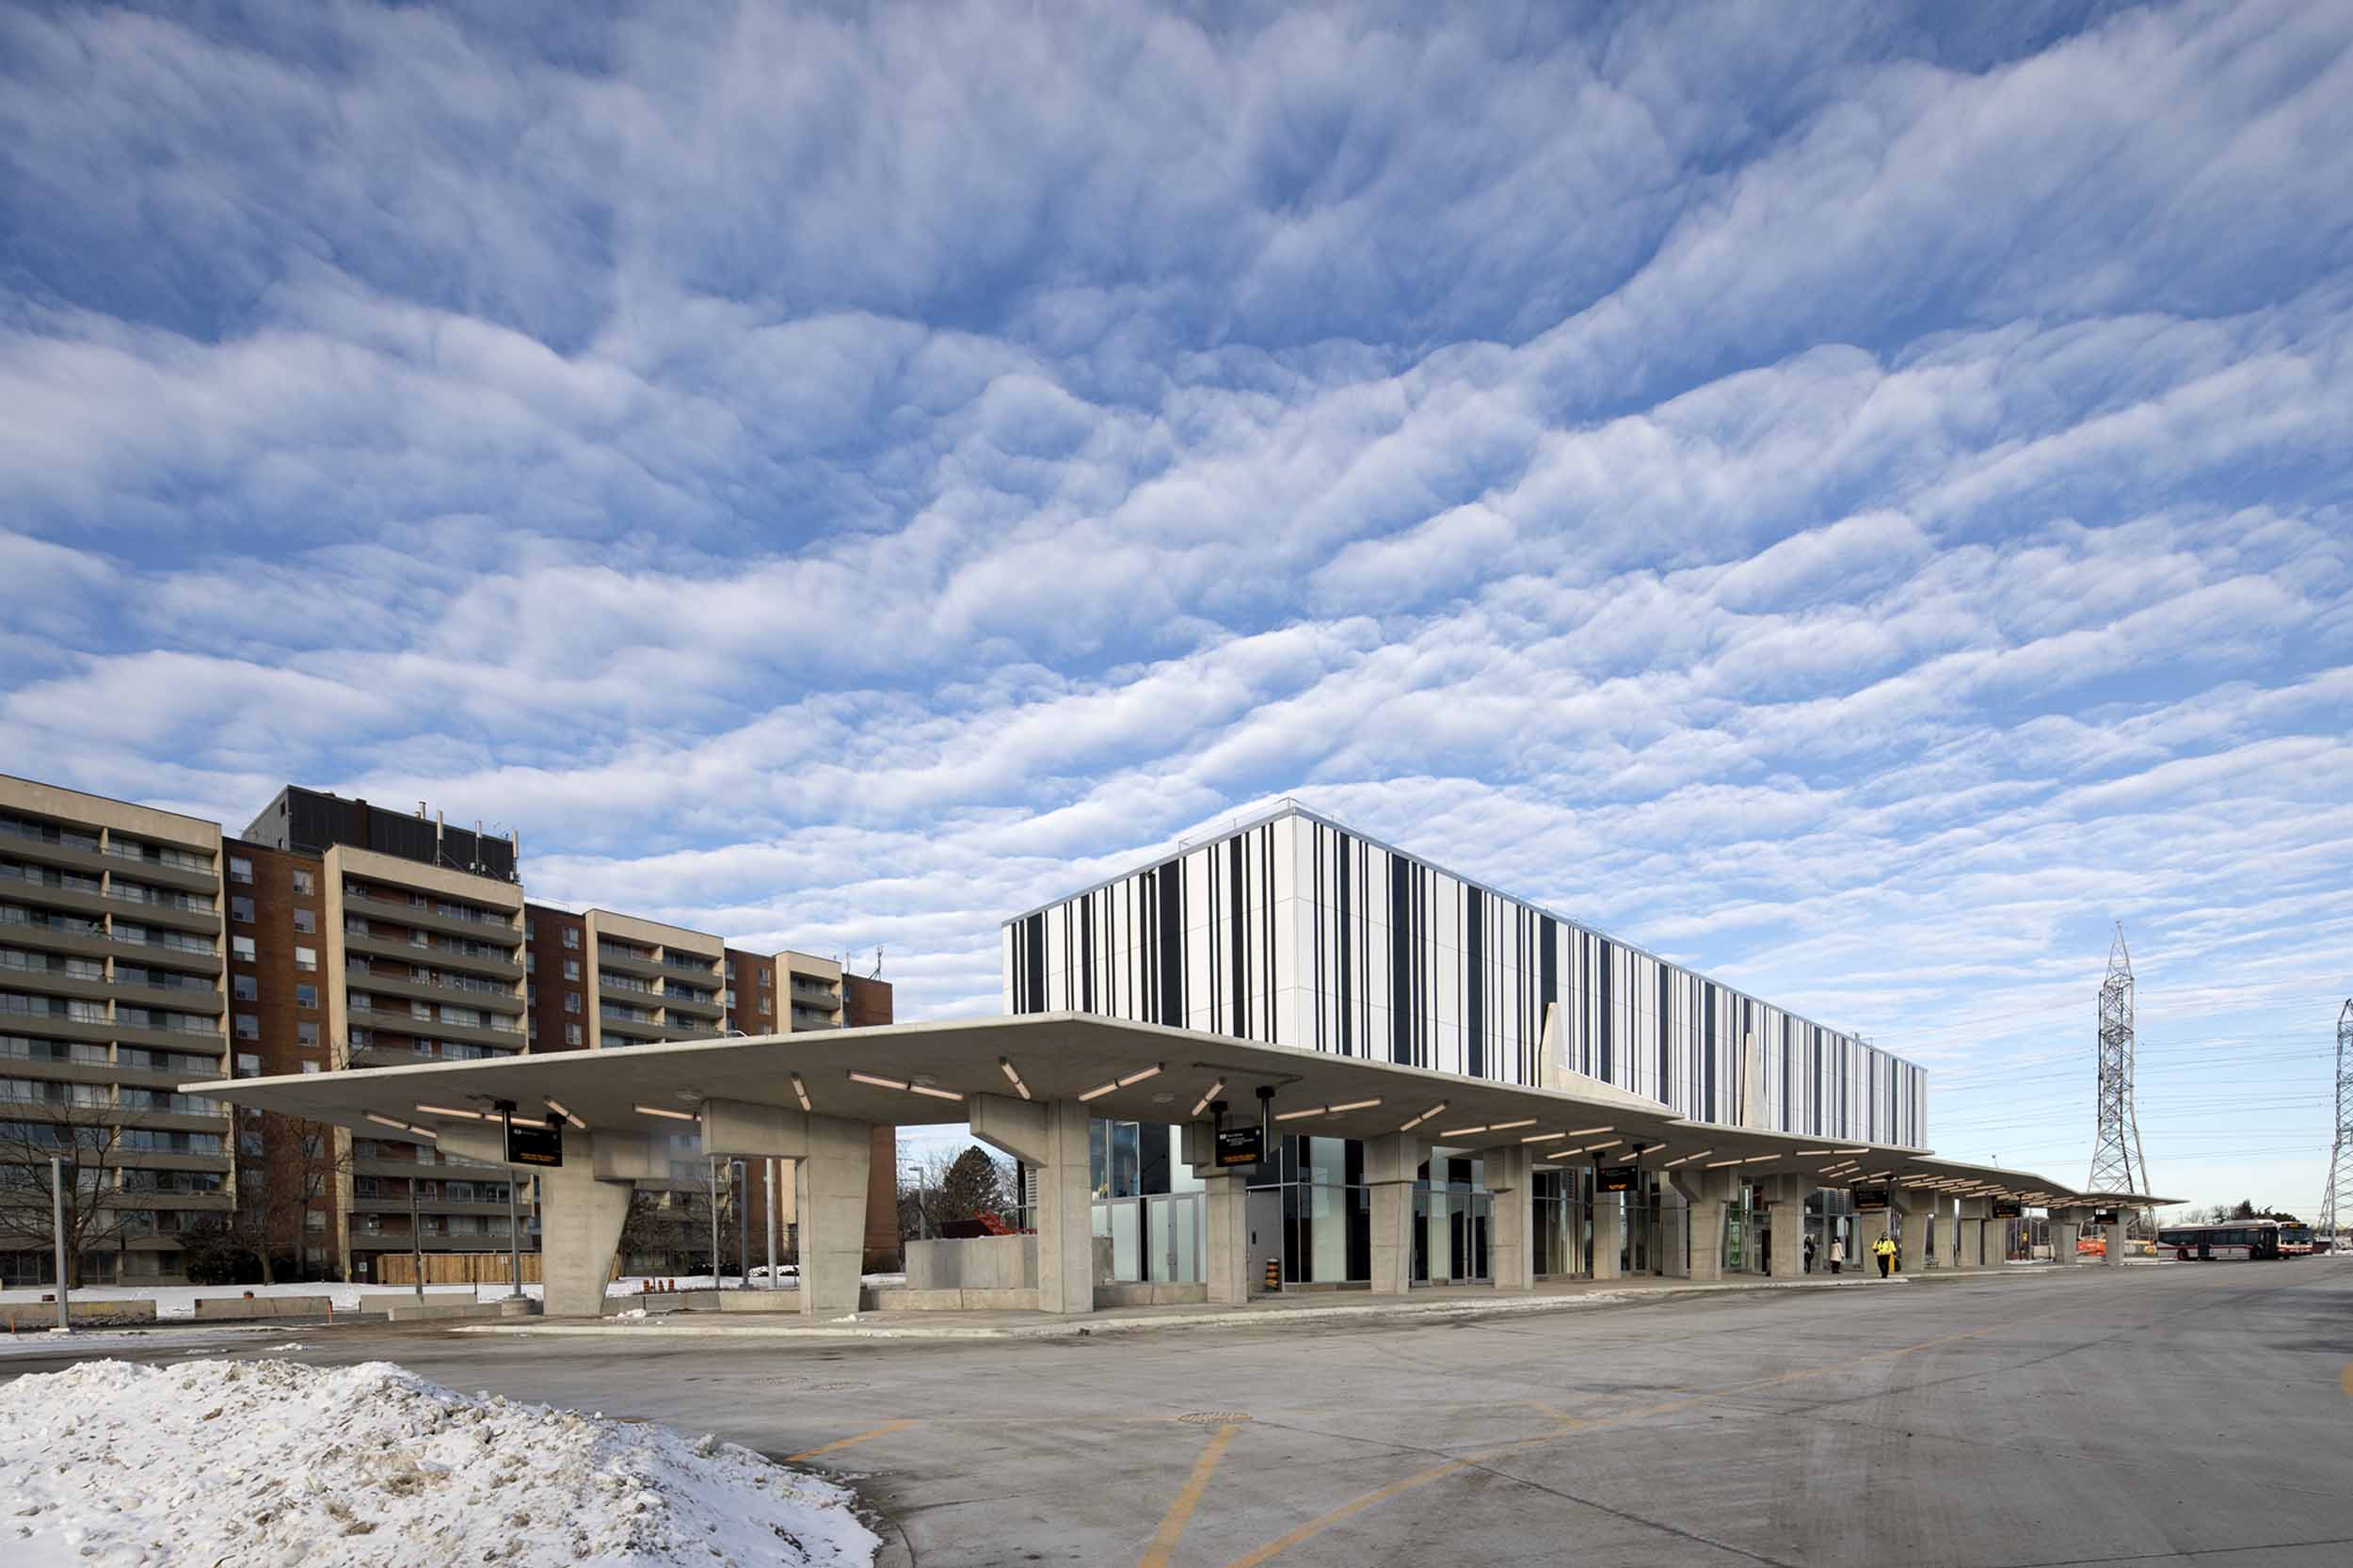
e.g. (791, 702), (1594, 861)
(2153, 1221), (2282, 1261)
(2277, 1223), (2314, 1256)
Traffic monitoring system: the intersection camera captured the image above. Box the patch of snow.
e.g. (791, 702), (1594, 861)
(0, 1358), (877, 1566)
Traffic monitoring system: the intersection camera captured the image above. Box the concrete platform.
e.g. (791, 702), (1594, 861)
(462, 1266), (2065, 1341)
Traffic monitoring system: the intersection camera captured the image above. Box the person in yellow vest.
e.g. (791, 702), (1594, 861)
(1872, 1234), (1897, 1278)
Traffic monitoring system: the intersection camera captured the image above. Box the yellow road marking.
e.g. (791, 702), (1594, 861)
(1139, 1421), (1244, 1568)
(1221, 1322), (2004, 1568)
(1517, 1399), (1580, 1423)
(2341, 1359), (2353, 1399)
(785, 1417), (915, 1462)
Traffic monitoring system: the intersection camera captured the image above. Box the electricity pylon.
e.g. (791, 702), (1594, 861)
(2321, 1000), (2353, 1251)
(2087, 924), (2153, 1230)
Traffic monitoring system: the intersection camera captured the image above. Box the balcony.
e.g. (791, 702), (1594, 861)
(342, 968), (525, 1016)
(97, 854), (218, 896)
(594, 948), (666, 983)
(115, 981), (226, 1016)
(0, 878), (113, 924)
(349, 1008), (524, 1052)
(99, 888), (219, 936)
(344, 929), (525, 982)
(790, 983), (842, 1012)
(0, 833), (114, 883)
(339, 888), (521, 947)
(597, 1012), (671, 1044)
(103, 933), (222, 978)
(659, 988), (724, 1020)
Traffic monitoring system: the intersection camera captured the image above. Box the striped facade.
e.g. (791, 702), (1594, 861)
(1003, 806), (1926, 1146)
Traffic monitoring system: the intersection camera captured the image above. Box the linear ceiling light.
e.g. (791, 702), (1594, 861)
(1522, 1131), (1568, 1144)
(1742, 1154), (1778, 1163)
(1400, 1102), (1448, 1132)
(415, 1104), (483, 1120)
(1582, 1139), (1623, 1153)
(1273, 1106), (1325, 1122)
(1794, 1148), (1836, 1156)
(790, 1074), (811, 1112)
(1489, 1119), (1537, 1132)
(543, 1097), (585, 1130)
(1438, 1125), (1488, 1139)
(1555, 1145), (1587, 1158)
(1327, 1098), (1382, 1114)
(1117, 1065), (1163, 1087)
(1704, 1158), (1743, 1168)
(1566, 1126), (1614, 1137)
(848, 1071), (910, 1092)
(364, 1112), (409, 1131)
(406, 1124), (438, 1140)
(1660, 1154), (1693, 1168)
(1191, 1080), (1225, 1119)
(999, 1058), (1031, 1101)
(910, 1084), (965, 1101)
(1835, 1147), (1871, 1155)
(634, 1104), (697, 1121)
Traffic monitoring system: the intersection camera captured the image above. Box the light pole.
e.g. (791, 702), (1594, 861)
(765, 1156), (779, 1289)
(708, 1157), (720, 1288)
(50, 1155), (70, 1332)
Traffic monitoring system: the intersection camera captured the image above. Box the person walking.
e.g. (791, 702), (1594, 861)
(1828, 1236), (1844, 1275)
(1872, 1234), (1897, 1278)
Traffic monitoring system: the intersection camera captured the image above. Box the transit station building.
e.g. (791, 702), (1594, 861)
(205, 804), (2169, 1319)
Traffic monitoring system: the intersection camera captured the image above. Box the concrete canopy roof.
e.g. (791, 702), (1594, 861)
(194, 1012), (2170, 1208)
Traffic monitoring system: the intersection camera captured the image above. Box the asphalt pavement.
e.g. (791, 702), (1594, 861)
(7, 1260), (2349, 1567)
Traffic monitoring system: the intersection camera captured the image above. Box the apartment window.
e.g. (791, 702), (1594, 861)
(562, 958), (580, 981)
(296, 1021), (318, 1047)
(564, 1023), (582, 1047)
(724, 988), (736, 1009)
(292, 908), (316, 935)
(232, 1015), (259, 1041)
(232, 975), (259, 1002)
(300, 1061), (320, 1074)
(231, 895), (254, 923)
(410, 1000), (432, 1020)
(231, 936), (256, 964)
(526, 1016), (538, 1037)
(305, 1208), (326, 1231)
(294, 944), (316, 972)
(523, 951), (536, 973)
(238, 1130), (264, 1157)
(759, 997), (771, 1016)
(295, 984), (318, 1011)
(563, 992), (581, 1014)
(290, 869), (313, 897)
(228, 856), (252, 885)
(234, 1051), (261, 1077)
(561, 928), (579, 949)
(759, 969), (771, 987)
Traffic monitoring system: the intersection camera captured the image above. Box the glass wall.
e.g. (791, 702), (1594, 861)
(1088, 1120), (1203, 1284)
(1246, 1135), (1369, 1286)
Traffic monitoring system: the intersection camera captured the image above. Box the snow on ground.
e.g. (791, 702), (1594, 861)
(0, 1325), (290, 1359)
(0, 1273), (910, 1320)
(0, 1357), (878, 1567)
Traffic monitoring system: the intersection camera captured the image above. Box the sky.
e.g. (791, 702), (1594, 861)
(2, 0), (2349, 1216)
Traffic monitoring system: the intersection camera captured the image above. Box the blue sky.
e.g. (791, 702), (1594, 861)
(3, 1), (2349, 1214)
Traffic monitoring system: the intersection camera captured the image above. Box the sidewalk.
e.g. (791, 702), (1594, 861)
(459, 1264), (2067, 1343)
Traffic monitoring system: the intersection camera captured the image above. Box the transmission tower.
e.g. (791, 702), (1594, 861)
(2321, 1000), (2353, 1250)
(2087, 923), (2153, 1227)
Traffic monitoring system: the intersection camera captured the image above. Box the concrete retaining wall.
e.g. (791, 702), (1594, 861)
(1094, 1282), (1209, 1308)
(4, 1298), (160, 1326)
(906, 1235), (1037, 1291)
(868, 1287), (1041, 1312)
(192, 1294), (332, 1320)
(381, 1300), (516, 1323)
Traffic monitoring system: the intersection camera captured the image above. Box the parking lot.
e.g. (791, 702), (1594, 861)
(8, 1262), (2350, 1567)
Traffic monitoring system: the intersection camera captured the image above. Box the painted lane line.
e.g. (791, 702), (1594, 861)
(785, 1417), (915, 1462)
(1138, 1420), (1244, 1568)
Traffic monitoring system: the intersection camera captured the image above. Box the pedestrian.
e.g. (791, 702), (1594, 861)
(1872, 1234), (1897, 1278)
(1803, 1234), (1817, 1273)
(1828, 1237), (1844, 1275)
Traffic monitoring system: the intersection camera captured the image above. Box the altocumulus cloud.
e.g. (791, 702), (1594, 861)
(1, 0), (2350, 1207)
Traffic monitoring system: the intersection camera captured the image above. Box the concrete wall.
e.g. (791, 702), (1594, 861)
(192, 1294), (333, 1319)
(905, 1235), (1037, 1291)
(4, 1298), (161, 1325)
(869, 1287), (1041, 1311)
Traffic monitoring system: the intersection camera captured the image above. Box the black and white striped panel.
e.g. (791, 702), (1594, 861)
(1003, 808), (1926, 1145)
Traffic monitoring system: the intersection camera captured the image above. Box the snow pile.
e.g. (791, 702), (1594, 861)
(0, 1358), (878, 1568)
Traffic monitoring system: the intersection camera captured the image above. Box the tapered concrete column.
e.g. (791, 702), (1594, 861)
(1365, 1133), (1420, 1296)
(1489, 1144), (1534, 1291)
(1670, 1166), (1736, 1283)
(971, 1095), (1095, 1313)
(1956, 1197), (1993, 1268)
(1766, 1176), (1804, 1280)
(1202, 1171), (1249, 1305)
(539, 1163), (635, 1318)
(699, 1098), (874, 1319)
(2105, 1210), (2132, 1269)
(1591, 1190), (1624, 1279)
(2051, 1208), (2084, 1266)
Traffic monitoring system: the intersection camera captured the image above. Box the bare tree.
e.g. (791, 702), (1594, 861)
(240, 1112), (351, 1283)
(0, 1101), (136, 1288)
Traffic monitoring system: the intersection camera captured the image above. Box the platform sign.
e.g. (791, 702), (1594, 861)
(1595, 1164), (1639, 1193)
(1852, 1184), (1891, 1212)
(1991, 1199), (2024, 1219)
(2092, 1208), (2121, 1225)
(504, 1116), (563, 1168)
(1216, 1125), (1264, 1169)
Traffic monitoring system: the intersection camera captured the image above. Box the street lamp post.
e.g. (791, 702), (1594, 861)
(50, 1155), (70, 1333)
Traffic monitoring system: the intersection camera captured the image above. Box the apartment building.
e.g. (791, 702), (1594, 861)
(0, 776), (232, 1287)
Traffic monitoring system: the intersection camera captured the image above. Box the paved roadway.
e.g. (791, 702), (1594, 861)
(7, 1261), (2351, 1567)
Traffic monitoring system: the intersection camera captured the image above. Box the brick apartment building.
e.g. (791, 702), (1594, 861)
(0, 775), (895, 1287)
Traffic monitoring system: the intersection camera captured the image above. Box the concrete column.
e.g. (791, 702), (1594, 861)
(793, 1115), (872, 1318)
(1200, 1171), (1248, 1306)
(2051, 1208), (2084, 1266)
(1489, 1144), (1534, 1291)
(970, 1095), (1095, 1313)
(2105, 1210), (2131, 1270)
(538, 1167), (634, 1318)
(1591, 1190), (1623, 1280)
(1886, 1186), (1914, 1272)
(1766, 1176), (1803, 1280)
(1956, 1197), (1992, 1268)
(1365, 1133), (1420, 1296)
(1670, 1166), (1735, 1283)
